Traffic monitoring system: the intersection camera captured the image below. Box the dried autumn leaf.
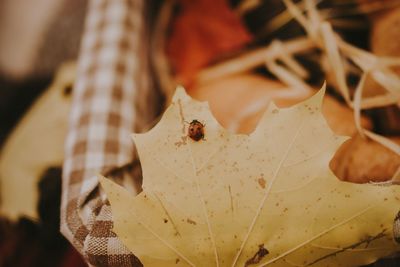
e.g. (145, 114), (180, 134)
(166, 0), (252, 86)
(100, 87), (400, 267)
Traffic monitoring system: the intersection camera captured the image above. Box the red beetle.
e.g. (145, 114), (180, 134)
(187, 120), (205, 141)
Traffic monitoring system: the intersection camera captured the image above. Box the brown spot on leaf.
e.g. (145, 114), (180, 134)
(187, 218), (197, 225)
(175, 136), (188, 147)
(228, 185), (234, 213)
(258, 178), (266, 189)
(245, 244), (269, 266)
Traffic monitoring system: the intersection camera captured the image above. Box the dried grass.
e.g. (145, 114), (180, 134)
(280, 0), (400, 152)
(196, 0), (400, 180)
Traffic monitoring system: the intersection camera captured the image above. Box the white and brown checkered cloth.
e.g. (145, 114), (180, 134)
(60, 0), (162, 266)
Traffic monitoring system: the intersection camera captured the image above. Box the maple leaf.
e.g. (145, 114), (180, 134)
(100, 86), (400, 267)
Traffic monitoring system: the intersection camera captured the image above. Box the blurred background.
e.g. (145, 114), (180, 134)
(0, 0), (87, 266)
(0, 0), (399, 266)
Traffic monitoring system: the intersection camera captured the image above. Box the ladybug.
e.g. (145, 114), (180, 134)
(187, 120), (205, 141)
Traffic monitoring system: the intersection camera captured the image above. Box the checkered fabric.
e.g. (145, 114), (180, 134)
(60, 0), (162, 266)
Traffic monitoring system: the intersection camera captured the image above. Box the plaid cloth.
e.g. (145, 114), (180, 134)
(60, 0), (162, 266)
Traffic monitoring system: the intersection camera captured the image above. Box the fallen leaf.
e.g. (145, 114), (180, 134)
(166, 0), (252, 86)
(100, 86), (400, 266)
(0, 62), (75, 220)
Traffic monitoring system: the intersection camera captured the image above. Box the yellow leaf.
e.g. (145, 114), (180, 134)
(100, 86), (400, 267)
